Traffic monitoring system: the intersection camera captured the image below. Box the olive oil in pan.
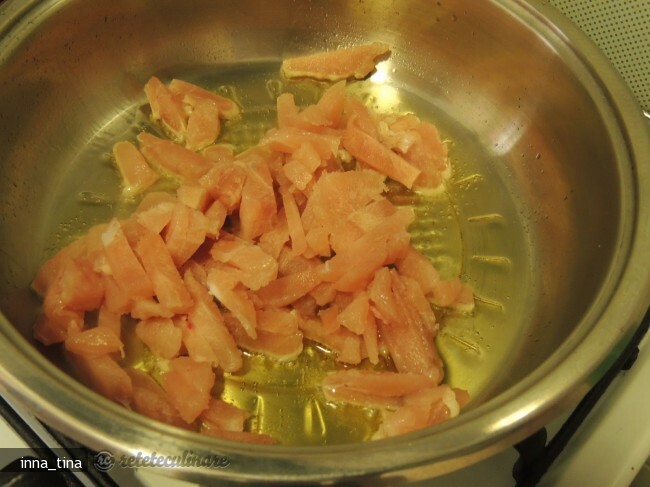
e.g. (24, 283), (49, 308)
(40, 63), (530, 444)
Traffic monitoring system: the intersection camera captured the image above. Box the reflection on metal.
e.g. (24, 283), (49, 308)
(369, 61), (392, 84)
(473, 294), (505, 311)
(467, 213), (505, 223)
(489, 114), (528, 156)
(252, 394), (266, 432)
(303, 398), (327, 439)
(440, 331), (481, 354)
(471, 255), (512, 266)
(492, 402), (540, 432)
(453, 173), (484, 187)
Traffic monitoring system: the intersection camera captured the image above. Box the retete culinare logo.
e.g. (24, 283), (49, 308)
(93, 450), (230, 471)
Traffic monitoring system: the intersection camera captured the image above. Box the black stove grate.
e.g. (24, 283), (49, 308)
(513, 307), (650, 486)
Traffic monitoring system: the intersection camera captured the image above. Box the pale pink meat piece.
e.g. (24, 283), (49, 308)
(137, 132), (214, 181)
(112, 141), (159, 196)
(162, 356), (215, 423)
(281, 42), (390, 81)
(144, 76), (187, 140)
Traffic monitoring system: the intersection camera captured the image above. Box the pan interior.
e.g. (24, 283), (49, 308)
(6, 63), (529, 444)
(0, 0), (625, 454)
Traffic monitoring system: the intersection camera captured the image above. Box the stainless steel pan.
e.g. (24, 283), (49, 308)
(0, 0), (648, 483)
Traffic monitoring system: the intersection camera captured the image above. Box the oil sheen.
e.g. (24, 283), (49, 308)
(42, 63), (530, 445)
